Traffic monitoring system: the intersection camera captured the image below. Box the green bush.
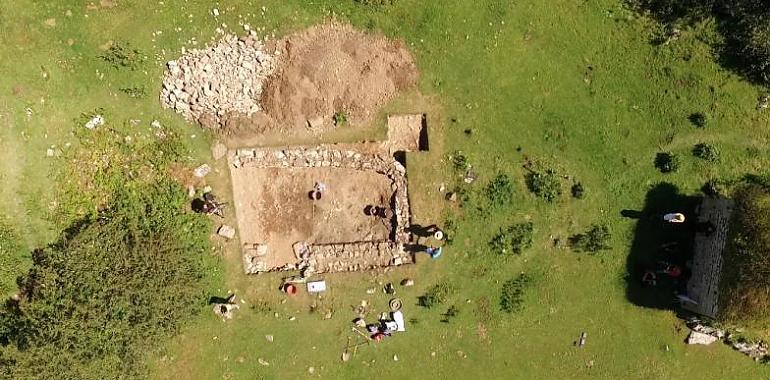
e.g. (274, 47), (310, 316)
(419, 282), (455, 308)
(442, 215), (458, 245)
(693, 143), (720, 162)
(451, 151), (470, 171)
(526, 169), (562, 202)
(627, 1), (770, 85)
(500, 273), (532, 313)
(354, 0), (396, 4)
(571, 182), (585, 199)
(689, 112), (708, 128)
(441, 305), (460, 323)
(100, 42), (145, 70)
(118, 86), (147, 98)
(489, 222), (534, 255)
(0, 221), (24, 295)
(569, 224), (611, 253)
(485, 173), (514, 206)
(0, 179), (210, 379)
(654, 152), (680, 173)
(702, 179), (728, 197)
(333, 111), (347, 127)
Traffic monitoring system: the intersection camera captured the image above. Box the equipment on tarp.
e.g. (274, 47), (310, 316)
(425, 246), (443, 259)
(663, 213), (685, 223)
(392, 310), (406, 332)
(307, 280), (327, 293)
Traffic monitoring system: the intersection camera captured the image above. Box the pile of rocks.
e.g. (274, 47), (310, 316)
(160, 34), (277, 126)
(298, 240), (411, 275)
(686, 320), (770, 361)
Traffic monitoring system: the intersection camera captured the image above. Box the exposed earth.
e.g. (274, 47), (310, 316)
(162, 22), (418, 137)
(230, 165), (395, 269)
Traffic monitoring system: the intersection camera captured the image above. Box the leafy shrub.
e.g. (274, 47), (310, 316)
(419, 282), (455, 308)
(441, 305), (460, 323)
(0, 220), (24, 295)
(569, 224), (611, 253)
(526, 169), (562, 202)
(489, 222), (534, 255)
(702, 179), (728, 197)
(0, 180), (210, 379)
(571, 182), (585, 199)
(452, 151), (470, 171)
(56, 116), (185, 224)
(354, 0), (396, 4)
(119, 86), (147, 98)
(500, 273), (532, 313)
(654, 152), (680, 173)
(333, 111), (347, 127)
(689, 112), (708, 128)
(485, 173), (514, 206)
(100, 42), (145, 70)
(627, 1), (770, 86)
(442, 215), (458, 245)
(693, 143), (720, 162)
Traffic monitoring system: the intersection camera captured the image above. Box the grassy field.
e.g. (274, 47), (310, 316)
(3, 0), (770, 378)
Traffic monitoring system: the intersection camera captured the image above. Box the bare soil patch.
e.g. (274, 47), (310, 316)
(231, 165), (395, 269)
(259, 22), (418, 133)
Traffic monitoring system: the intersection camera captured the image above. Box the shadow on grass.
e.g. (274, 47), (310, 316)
(624, 182), (700, 310)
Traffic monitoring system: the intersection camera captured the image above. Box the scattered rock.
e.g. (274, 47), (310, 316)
(463, 170), (477, 184)
(258, 358), (269, 366)
(212, 142), (227, 160)
(217, 225), (236, 239)
(160, 34), (277, 127)
(265, 334), (273, 342)
(194, 164), (211, 178)
(84, 114), (104, 129)
(400, 278), (414, 287)
(393, 354), (399, 361)
(43, 18), (56, 28)
(211, 8), (220, 17)
(213, 303), (239, 319)
(686, 331), (718, 345)
(341, 351), (351, 362)
(446, 192), (458, 202)
(46, 148), (55, 157)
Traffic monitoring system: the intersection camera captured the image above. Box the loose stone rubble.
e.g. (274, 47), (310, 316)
(232, 146), (413, 275)
(160, 34), (277, 126)
(686, 320), (770, 361)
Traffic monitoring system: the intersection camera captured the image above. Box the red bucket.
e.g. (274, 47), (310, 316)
(283, 283), (297, 295)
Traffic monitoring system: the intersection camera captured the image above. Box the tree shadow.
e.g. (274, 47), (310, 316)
(624, 182), (700, 310)
(629, 0), (770, 86)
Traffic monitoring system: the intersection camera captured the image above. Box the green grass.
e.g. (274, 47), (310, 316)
(2, 0), (770, 378)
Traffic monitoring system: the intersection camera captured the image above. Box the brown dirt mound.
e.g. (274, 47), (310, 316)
(259, 22), (418, 132)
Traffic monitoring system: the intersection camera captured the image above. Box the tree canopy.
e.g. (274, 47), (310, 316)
(0, 180), (210, 379)
(629, 0), (770, 84)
